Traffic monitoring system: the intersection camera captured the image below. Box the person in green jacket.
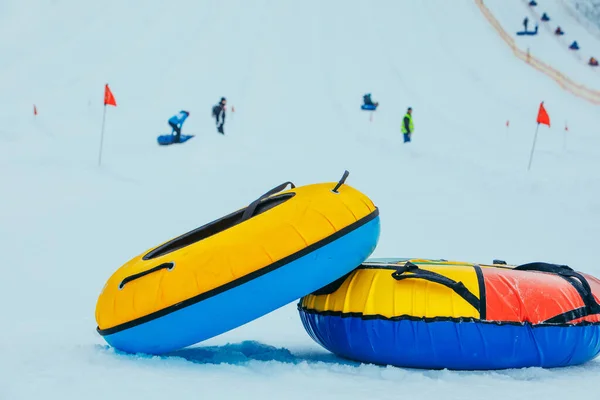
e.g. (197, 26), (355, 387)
(402, 107), (414, 143)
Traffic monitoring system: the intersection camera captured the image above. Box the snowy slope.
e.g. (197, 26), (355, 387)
(485, 0), (600, 88)
(2, 0), (600, 399)
(566, 0), (600, 32)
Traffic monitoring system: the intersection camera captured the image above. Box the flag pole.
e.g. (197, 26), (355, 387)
(563, 121), (567, 151)
(98, 104), (107, 166)
(527, 123), (540, 171)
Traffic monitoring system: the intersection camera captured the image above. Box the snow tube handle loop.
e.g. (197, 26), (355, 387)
(516, 262), (600, 322)
(242, 181), (295, 222)
(119, 262), (174, 290)
(392, 262), (481, 313)
(515, 262), (593, 295)
(514, 262), (574, 273)
(332, 170), (350, 193)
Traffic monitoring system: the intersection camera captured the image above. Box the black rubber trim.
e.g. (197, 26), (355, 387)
(297, 306), (600, 328)
(358, 263), (401, 270)
(545, 306), (589, 324)
(97, 208), (380, 336)
(391, 262), (481, 313)
(473, 264), (487, 320)
(119, 262), (174, 290)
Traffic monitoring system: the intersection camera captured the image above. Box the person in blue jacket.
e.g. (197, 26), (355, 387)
(168, 110), (190, 143)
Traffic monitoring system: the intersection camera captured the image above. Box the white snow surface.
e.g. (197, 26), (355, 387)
(567, 0), (600, 31)
(2, 0), (600, 399)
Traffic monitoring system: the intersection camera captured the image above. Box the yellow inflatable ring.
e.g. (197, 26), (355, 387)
(96, 171), (380, 354)
(299, 258), (600, 370)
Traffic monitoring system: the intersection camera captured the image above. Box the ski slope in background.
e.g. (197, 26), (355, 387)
(2, 0), (600, 399)
(566, 0), (600, 34)
(486, 0), (600, 89)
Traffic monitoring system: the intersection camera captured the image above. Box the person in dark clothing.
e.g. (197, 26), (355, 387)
(363, 93), (379, 107)
(212, 97), (226, 134)
(401, 107), (414, 143)
(363, 94), (373, 105)
(523, 17), (529, 31)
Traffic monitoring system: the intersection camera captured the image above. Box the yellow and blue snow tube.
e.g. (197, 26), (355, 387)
(96, 171), (380, 355)
(299, 258), (600, 370)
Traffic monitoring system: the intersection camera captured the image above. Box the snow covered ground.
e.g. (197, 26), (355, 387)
(2, 0), (600, 399)
(567, 0), (600, 31)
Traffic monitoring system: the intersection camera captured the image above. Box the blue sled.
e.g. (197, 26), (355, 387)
(361, 104), (377, 111)
(516, 30), (538, 36)
(157, 134), (195, 146)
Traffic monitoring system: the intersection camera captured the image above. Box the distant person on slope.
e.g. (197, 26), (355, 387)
(402, 107), (414, 143)
(363, 93), (379, 107)
(168, 110), (190, 143)
(523, 17), (529, 31)
(212, 97), (227, 135)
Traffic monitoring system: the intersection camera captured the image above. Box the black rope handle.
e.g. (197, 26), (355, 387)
(515, 262), (574, 273)
(332, 170), (349, 193)
(391, 262), (481, 312)
(119, 262), (174, 290)
(241, 181), (295, 222)
(515, 262), (600, 322)
(515, 262), (593, 297)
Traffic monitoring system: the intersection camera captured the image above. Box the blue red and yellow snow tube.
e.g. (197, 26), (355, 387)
(95, 172), (380, 355)
(298, 258), (600, 370)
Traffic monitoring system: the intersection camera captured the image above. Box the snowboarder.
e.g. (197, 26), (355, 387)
(168, 110), (190, 143)
(212, 97), (227, 135)
(401, 107), (414, 143)
(523, 17), (529, 31)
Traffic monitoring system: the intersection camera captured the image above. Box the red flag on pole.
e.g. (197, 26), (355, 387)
(99, 83), (116, 166)
(536, 102), (550, 126)
(104, 84), (117, 107)
(528, 101), (551, 171)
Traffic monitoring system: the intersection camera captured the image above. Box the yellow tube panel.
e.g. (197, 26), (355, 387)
(96, 182), (377, 331)
(301, 260), (482, 319)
